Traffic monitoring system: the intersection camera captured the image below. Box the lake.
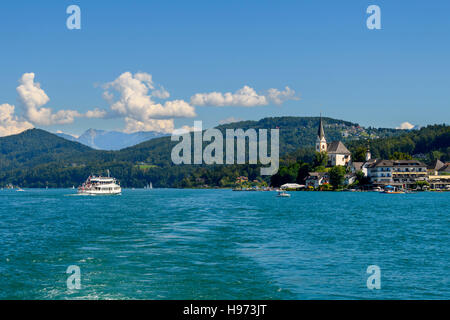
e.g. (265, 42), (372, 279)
(0, 189), (448, 299)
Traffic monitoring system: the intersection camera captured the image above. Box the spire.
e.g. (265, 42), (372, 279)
(318, 113), (325, 139)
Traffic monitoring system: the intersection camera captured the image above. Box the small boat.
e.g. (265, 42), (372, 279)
(77, 170), (121, 195)
(381, 185), (405, 194)
(16, 188), (25, 192)
(276, 190), (291, 197)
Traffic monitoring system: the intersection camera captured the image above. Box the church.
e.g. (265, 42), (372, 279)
(315, 116), (351, 167)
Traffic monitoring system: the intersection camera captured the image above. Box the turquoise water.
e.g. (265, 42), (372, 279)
(0, 189), (448, 300)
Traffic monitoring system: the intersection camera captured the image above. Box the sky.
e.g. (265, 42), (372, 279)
(0, 0), (449, 136)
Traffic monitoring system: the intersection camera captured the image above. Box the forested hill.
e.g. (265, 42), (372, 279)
(346, 124), (450, 161)
(111, 116), (399, 164)
(1, 117), (445, 188)
(0, 129), (99, 170)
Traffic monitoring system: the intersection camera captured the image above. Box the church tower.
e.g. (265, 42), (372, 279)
(316, 115), (327, 152)
(365, 146), (371, 161)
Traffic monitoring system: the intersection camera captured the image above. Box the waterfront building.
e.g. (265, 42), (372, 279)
(367, 159), (428, 188)
(305, 172), (329, 188)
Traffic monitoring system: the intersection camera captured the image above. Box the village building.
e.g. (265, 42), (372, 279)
(315, 116), (352, 166)
(366, 159), (428, 188)
(303, 115), (450, 191)
(427, 159), (445, 175)
(428, 162), (450, 190)
(305, 172), (329, 188)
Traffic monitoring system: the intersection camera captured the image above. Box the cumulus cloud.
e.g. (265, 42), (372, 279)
(267, 86), (298, 105)
(151, 86), (170, 99)
(84, 108), (108, 119)
(171, 125), (202, 135)
(0, 104), (34, 137)
(16, 73), (104, 125)
(103, 72), (196, 133)
(396, 122), (415, 130)
(190, 85), (298, 107)
(123, 117), (175, 133)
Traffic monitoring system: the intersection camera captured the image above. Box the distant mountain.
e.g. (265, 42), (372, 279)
(56, 129), (167, 150)
(55, 132), (78, 142)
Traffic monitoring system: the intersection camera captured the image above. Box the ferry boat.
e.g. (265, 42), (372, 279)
(77, 171), (121, 195)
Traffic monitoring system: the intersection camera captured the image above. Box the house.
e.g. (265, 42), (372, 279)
(428, 162), (450, 190)
(367, 159), (428, 188)
(344, 173), (357, 185)
(315, 115), (351, 166)
(351, 162), (363, 173)
(427, 159), (445, 175)
(305, 172), (329, 188)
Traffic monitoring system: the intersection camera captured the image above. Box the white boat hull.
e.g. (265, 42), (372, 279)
(77, 174), (122, 195)
(78, 188), (121, 195)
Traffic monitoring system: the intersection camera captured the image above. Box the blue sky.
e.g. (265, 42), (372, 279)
(0, 0), (449, 136)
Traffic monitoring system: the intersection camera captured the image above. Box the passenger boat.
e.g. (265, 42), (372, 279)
(77, 170), (121, 195)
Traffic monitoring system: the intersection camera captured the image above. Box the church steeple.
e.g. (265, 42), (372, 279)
(316, 114), (327, 152)
(318, 114), (325, 140)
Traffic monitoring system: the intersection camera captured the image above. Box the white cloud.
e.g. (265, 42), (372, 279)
(171, 125), (202, 135)
(396, 122), (415, 130)
(267, 86), (298, 105)
(0, 104), (34, 137)
(190, 85), (298, 107)
(103, 72), (196, 133)
(151, 86), (170, 99)
(123, 117), (175, 133)
(84, 108), (108, 119)
(104, 72), (195, 119)
(16, 73), (103, 125)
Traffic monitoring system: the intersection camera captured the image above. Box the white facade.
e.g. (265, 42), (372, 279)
(329, 153), (351, 166)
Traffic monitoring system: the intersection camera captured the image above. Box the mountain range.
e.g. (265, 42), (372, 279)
(0, 116), (448, 188)
(56, 129), (167, 150)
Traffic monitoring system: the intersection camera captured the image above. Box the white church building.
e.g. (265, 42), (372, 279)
(315, 116), (352, 167)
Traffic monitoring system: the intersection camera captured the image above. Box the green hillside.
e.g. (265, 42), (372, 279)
(0, 129), (98, 170)
(1, 117), (446, 188)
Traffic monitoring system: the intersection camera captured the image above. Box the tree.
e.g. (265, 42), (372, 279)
(329, 165), (346, 189)
(352, 146), (368, 162)
(270, 162), (299, 187)
(296, 162), (311, 184)
(415, 180), (429, 190)
(355, 170), (371, 187)
(313, 151), (328, 169)
(389, 152), (412, 160)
